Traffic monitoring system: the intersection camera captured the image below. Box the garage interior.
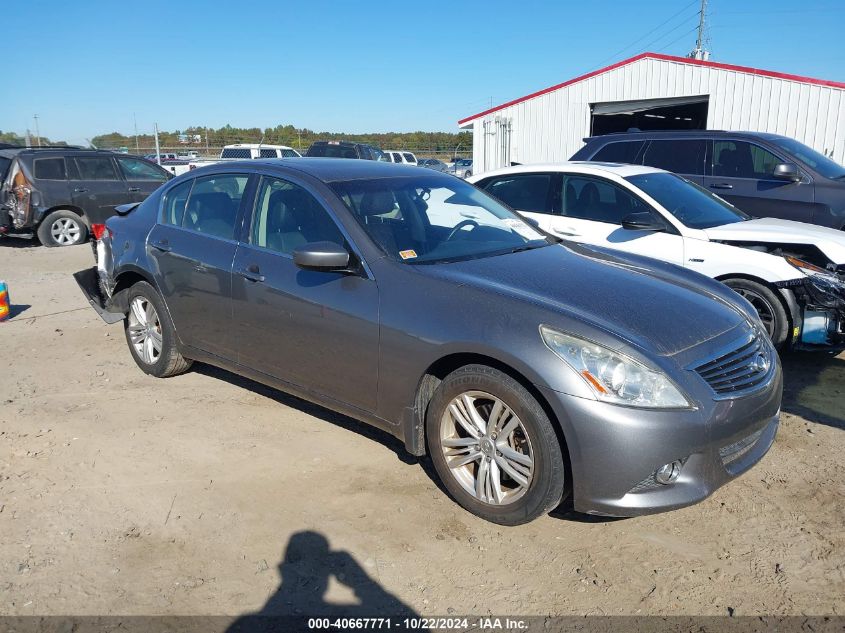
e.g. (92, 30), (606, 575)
(590, 95), (710, 135)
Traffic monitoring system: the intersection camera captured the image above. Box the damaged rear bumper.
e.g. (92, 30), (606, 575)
(777, 275), (845, 350)
(73, 267), (124, 325)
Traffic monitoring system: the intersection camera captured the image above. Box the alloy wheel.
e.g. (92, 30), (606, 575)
(127, 296), (163, 365)
(733, 288), (776, 338)
(50, 217), (82, 245)
(439, 391), (534, 505)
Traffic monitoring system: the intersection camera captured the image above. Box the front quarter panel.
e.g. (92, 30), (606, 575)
(372, 259), (612, 428)
(684, 238), (805, 283)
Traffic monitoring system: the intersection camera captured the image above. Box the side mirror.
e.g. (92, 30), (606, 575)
(773, 162), (801, 182)
(293, 241), (350, 271)
(621, 212), (665, 232)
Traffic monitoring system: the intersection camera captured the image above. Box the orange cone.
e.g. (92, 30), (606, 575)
(0, 280), (9, 322)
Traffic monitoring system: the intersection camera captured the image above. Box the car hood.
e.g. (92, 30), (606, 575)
(424, 243), (748, 357)
(703, 218), (845, 264)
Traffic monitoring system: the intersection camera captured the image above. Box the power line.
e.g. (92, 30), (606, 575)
(658, 25), (701, 54)
(594, 0), (699, 67)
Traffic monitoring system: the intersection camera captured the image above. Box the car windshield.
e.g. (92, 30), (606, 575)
(330, 175), (552, 264)
(768, 136), (845, 180)
(626, 172), (749, 229)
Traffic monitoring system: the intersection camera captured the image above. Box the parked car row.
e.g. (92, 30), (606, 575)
(75, 158), (782, 526)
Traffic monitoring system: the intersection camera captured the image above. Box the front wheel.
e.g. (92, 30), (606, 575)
(426, 365), (566, 525)
(37, 210), (88, 247)
(723, 278), (789, 348)
(124, 281), (192, 377)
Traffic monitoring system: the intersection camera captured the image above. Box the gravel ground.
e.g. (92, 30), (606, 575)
(0, 239), (843, 618)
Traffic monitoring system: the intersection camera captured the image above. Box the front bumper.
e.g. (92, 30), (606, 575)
(537, 362), (782, 517)
(779, 276), (845, 349)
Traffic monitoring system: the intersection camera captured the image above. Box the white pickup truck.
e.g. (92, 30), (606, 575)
(159, 144), (302, 176)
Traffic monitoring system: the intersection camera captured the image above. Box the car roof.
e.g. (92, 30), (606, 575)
(224, 143), (295, 150)
(473, 161), (663, 179)
(584, 130), (788, 142)
(197, 157), (441, 182)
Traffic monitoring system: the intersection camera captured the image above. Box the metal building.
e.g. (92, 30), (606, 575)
(458, 52), (845, 175)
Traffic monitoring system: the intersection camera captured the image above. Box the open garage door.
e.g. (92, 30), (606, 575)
(590, 95), (709, 135)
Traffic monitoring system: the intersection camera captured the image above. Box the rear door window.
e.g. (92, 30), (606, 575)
(482, 173), (554, 213)
(259, 148), (278, 158)
(641, 139), (707, 175)
(117, 157), (168, 181)
(162, 179), (194, 225)
(402, 153), (415, 163)
(591, 141), (644, 164)
(73, 156), (119, 180)
(33, 157), (67, 180)
(561, 175), (652, 224)
(182, 174), (249, 240)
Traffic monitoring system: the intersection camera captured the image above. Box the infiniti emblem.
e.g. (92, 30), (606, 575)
(751, 353), (770, 374)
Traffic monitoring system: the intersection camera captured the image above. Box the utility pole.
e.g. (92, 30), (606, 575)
(133, 112), (140, 154)
(33, 114), (41, 146)
(154, 123), (161, 165)
(688, 0), (709, 60)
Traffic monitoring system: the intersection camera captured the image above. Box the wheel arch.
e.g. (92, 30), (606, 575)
(406, 352), (573, 492)
(110, 266), (159, 313)
(37, 205), (89, 227)
(716, 272), (797, 344)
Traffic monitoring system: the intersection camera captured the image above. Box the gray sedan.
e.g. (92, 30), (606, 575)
(76, 159), (781, 525)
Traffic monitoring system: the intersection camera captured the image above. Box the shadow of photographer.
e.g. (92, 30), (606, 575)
(227, 531), (423, 632)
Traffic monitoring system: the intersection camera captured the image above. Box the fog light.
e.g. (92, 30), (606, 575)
(655, 460), (682, 485)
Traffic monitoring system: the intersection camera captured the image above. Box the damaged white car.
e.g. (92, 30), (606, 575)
(471, 162), (845, 350)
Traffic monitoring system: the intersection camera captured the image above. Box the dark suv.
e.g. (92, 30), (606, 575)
(305, 140), (385, 161)
(0, 147), (171, 246)
(571, 131), (845, 229)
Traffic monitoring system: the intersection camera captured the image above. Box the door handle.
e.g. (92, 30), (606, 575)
(128, 187), (140, 193)
(237, 266), (265, 283)
(74, 187), (88, 193)
(193, 264), (208, 273)
(151, 240), (171, 253)
(710, 183), (733, 190)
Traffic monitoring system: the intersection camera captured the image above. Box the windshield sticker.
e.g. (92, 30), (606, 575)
(502, 218), (543, 240)
(399, 249), (418, 260)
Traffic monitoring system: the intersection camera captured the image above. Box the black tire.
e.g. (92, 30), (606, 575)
(723, 278), (789, 349)
(464, 171), (472, 178)
(426, 364), (565, 525)
(123, 281), (192, 378)
(37, 209), (88, 247)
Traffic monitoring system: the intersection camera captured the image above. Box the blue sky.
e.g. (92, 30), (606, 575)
(3, 0), (844, 144)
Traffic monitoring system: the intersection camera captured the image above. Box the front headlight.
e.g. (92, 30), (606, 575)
(785, 255), (837, 279)
(540, 326), (692, 409)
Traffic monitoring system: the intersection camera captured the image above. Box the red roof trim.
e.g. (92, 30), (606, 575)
(457, 52), (845, 126)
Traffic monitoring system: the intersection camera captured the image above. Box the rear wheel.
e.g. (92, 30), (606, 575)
(124, 281), (192, 377)
(426, 364), (565, 525)
(723, 278), (789, 348)
(37, 210), (87, 247)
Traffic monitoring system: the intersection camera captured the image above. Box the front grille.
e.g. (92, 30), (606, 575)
(719, 427), (764, 466)
(693, 330), (773, 397)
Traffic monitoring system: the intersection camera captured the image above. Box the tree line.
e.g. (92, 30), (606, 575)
(91, 124), (473, 153)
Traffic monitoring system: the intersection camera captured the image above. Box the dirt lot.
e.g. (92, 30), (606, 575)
(1, 240), (843, 619)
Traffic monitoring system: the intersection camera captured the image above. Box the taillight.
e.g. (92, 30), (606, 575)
(91, 223), (110, 240)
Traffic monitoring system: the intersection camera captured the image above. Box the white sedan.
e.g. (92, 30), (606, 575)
(470, 162), (845, 350)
